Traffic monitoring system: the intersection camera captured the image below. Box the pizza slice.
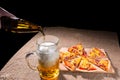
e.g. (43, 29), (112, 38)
(63, 57), (81, 71)
(77, 57), (97, 71)
(59, 51), (71, 63)
(88, 47), (106, 59)
(97, 58), (110, 71)
(68, 43), (86, 56)
(59, 48), (76, 63)
(88, 57), (110, 72)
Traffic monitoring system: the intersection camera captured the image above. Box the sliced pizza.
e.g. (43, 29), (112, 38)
(88, 57), (110, 72)
(77, 57), (97, 71)
(59, 44), (113, 73)
(63, 59), (76, 71)
(63, 57), (81, 71)
(59, 51), (71, 63)
(68, 43), (86, 56)
(97, 58), (110, 71)
(88, 47), (107, 59)
(59, 48), (76, 63)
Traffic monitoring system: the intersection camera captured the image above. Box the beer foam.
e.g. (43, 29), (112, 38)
(38, 42), (59, 67)
(38, 42), (56, 54)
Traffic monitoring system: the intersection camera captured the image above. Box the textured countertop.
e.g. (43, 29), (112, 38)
(0, 27), (120, 80)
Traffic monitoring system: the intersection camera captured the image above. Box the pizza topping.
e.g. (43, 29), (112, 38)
(63, 57), (81, 71)
(97, 59), (109, 71)
(68, 43), (86, 56)
(78, 57), (90, 70)
(88, 47), (106, 59)
(78, 57), (97, 71)
(63, 59), (76, 71)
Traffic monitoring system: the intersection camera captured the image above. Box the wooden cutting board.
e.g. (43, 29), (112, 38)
(59, 47), (115, 73)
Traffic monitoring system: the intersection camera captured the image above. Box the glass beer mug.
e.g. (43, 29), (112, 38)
(25, 35), (60, 80)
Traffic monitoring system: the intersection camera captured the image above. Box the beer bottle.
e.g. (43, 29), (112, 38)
(0, 16), (45, 35)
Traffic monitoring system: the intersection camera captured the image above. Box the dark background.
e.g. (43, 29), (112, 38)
(0, 1), (118, 70)
(0, 1), (115, 31)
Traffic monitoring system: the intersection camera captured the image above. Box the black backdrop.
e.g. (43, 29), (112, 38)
(0, 1), (115, 31)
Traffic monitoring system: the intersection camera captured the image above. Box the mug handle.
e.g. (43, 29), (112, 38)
(25, 52), (38, 71)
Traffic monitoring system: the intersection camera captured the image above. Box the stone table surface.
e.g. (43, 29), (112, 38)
(0, 27), (120, 80)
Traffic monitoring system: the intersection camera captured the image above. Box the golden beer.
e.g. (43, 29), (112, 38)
(37, 59), (59, 80)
